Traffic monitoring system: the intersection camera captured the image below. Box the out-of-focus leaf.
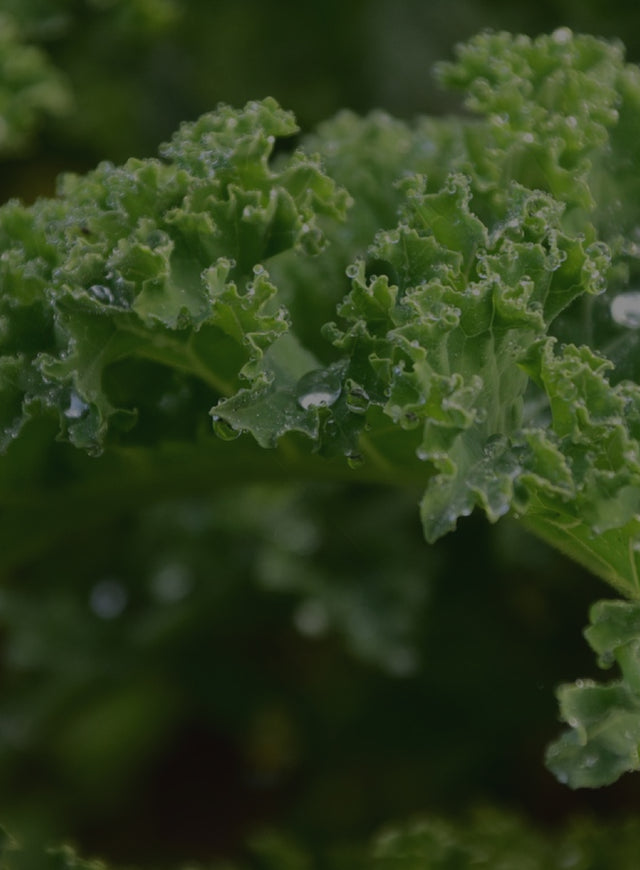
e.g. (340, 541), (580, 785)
(547, 599), (640, 787)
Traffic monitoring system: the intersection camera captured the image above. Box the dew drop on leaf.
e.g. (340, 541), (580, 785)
(64, 391), (89, 420)
(212, 415), (242, 441)
(345, 263), (359, 279)
(611, 291), (640, 328)
(599, 650), (615, 667)
(345, 451), (365, 469)
(295, 369), (341, 410)
(345, 382), (369, 414)
(88, 284), (115, 304)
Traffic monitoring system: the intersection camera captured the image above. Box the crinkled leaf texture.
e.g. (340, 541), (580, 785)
(546, 599), (640, 788)
(0, 97), (350, 456)
(212, 31), (640, 603)
(5, 29), (640, 805)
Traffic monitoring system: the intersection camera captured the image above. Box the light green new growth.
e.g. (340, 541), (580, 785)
(3, 28), (640, 798)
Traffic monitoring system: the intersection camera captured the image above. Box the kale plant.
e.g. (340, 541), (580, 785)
(3, 25), (640, 867)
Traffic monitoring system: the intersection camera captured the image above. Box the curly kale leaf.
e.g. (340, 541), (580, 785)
(2, 31), (640, 602)
(546, 599), (640, 788)
(0, 97), (349, 455)
(214, 31), (640, 599)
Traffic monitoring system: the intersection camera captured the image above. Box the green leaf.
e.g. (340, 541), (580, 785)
(0, 98), (349, 456)
(436, 29), (624, 214)
(546, 599), (640, 788)
(518, 339), (640, 598)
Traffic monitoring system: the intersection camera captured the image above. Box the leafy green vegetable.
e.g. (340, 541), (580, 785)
(6, 22), (640, 866)
(546, 598), (640, 787)
(0, 96), (349, 458)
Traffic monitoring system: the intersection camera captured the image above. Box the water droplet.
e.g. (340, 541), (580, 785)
(599, 650), (615, 667)
(212, 414), (242, 440)
(611, 291), (640, 328)
(90, 579), (127, 619)
(401, 411), (419, 428)
(252, 263), (266, 276)
(345, 382), (369, 414)
(345, 451), (365, 469)
(64, 391), (89, 420)
(88, 284), (115, 304)
(346, 263), (360, 279)
(295, 369), (341, 410)
(583, 754), (598, 769)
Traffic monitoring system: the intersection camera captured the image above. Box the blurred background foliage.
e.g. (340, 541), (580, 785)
(2, 0), (640, 867)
